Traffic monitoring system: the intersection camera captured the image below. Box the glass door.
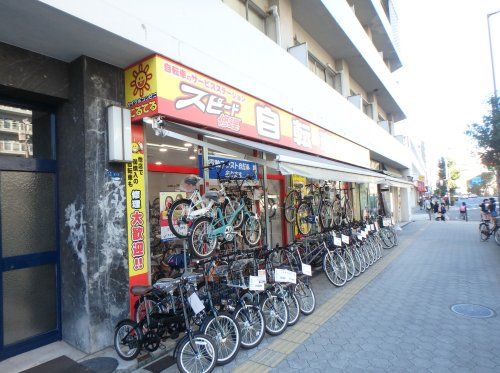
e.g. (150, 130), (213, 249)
(0, 102), (60, 360)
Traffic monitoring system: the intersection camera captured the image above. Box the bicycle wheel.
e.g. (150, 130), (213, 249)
(224, 198), (244, 229)
(168, 198), (195, 239)
(345, 200), (354, 222)
(201, 313), (241, 365)
(242, 214), (262, 247)
(234, 304), (265, 349)
(380, 229), (394, 249)
(494, 228), (500, 246)
(176, 332), (218, 373)
(296, 202), (312, 235)
(351, 247), (362, 277)
(332, 199), (342, 226)
(323, 250), (347, 287)
(355, 245), (367, 273)
(114, 319), (142, 361)
(189, 217), (218, 258)
(295, 279), (316, 315)
(285, 291), (301, 326)
(479, 223), (490, 241)
(319, 200), (334, 230)
(260, 294), (288, 336)
(342, 249), (355, 282)
(284, 190), (299, 223)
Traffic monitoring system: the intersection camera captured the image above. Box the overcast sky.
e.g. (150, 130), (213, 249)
(393, 0), (499, 186)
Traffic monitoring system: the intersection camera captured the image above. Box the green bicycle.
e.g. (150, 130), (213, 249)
(188, 176), (262, 258)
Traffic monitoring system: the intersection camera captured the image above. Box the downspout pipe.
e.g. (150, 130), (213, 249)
(269, 5), (282, 47)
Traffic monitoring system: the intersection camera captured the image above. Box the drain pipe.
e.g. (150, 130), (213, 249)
(269, 5), (282, 47)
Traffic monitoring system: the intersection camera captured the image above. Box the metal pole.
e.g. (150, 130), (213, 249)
(487, 11), (500, 101)
(261, 152), (271, 247)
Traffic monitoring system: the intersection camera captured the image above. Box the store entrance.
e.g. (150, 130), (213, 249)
(0, 102), (60, 360)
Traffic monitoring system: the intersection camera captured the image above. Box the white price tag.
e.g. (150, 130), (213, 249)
(188, 292), (205, 314)
(301, 263), (312, 276)
(370, 224), (375, 231)
(249, 275), (265, 291)
(361, 231), (367, 238)
(357, 234), (363, 240)
(341, 234), (350, 244)
(275, 268), (297, 284)
(383, 218), (391, 226)
(334, 236), (342, 247)
(257, 269), (266, 283)
(375, 222), (379, 231)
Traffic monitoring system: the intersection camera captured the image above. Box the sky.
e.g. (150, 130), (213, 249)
(393, 0), (500, 190)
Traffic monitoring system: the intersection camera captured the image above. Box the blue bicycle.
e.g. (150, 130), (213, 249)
(188, 176), (262, 258)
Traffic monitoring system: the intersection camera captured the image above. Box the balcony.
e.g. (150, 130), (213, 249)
(290, 0), (405, 121)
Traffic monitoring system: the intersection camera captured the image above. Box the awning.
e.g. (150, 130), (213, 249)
(383, 176), (414, 189)
(159, 121), (406, 185)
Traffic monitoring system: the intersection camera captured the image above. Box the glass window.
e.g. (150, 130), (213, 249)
(223, 0), (272, 40)
(248, 5), (266, 34)
(0, 104), (54, 159)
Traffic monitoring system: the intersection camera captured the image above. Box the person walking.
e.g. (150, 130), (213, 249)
(489, 197), (497, 229)
(433, 200), (439, 220)
(480, 199), (490, 222)
(437, 202), (447, 221)
(424, 198), (432, 220)
(459, 202), (468, 221)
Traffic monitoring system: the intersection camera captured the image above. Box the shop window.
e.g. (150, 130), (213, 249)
(0, 104), (54, 159)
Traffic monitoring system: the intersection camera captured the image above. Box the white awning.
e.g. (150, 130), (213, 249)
(383, 176), (414, 189)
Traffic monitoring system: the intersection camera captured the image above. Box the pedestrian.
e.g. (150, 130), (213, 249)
(445, 196), (450, 210)
(437, 203), (447, 221)
(489, 197), (497, 229)
(418, 196), (423, 210)
(424, 198), (432, 220)
(433, 200), (439, 220)
(459, 202), (468, 221)
(480, 199), (490, 222)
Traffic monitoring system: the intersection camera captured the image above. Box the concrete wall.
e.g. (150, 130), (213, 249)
(0, 43), (129, 353)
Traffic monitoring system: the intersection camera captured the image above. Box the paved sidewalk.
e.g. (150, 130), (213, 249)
(272, 221), (500, 372)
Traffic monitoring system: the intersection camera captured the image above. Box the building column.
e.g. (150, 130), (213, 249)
(367, 92), (379, 121)
(334, 59), (351, 97)
(58, 56), (129, 353)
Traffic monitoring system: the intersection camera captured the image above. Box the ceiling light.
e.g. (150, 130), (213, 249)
(212, 152), (238, 158)
(159, 148), (167, 152)
(205, 135), (227, 142)
(155, 161), (162, 165)
(184, 142), (192, 147)
(189, 156), (195, 160)
(142, 117), (154, 125)
(147, 142), (188, 151)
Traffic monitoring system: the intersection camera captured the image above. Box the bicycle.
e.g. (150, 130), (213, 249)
(479, 218), (500, 245)
(188, 175), (262, 258)
(295, 182), (334, 235)
(332, 188), (354, 226)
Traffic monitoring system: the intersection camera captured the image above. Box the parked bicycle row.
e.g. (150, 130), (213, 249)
(113, 217), (399, 373)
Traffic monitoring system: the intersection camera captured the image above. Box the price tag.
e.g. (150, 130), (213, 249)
(188, 292), (205, 314)
(370, 224), (375, 231)
(357, 234), (363, 240)
(334, 236), (342, 247)
(257, 269), (266, 283)
(361, 231), (367, 238)
(275, 268), (297, 284)
(249, 275), (265, 291)
(375, 222), (379, 231)
(301, 263), (312, 276)
(383, 218), (391, 226)
(341, 234), (350, 244)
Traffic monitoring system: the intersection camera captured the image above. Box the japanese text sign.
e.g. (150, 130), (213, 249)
(124, 55), (370, 168)
(207, 156), (257, 180)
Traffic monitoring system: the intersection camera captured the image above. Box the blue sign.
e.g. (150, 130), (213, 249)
(471, 176), (482, 185)
(207, 156), (258, 180)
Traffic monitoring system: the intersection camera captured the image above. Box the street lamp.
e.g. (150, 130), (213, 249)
(487, 10), (500, 102)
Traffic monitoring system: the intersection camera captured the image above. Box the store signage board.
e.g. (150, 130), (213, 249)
(160, 191), (187, 241)
(207, 156), (258, 180)
(249, 276), (265, 291)
(124, 55), (370, 168)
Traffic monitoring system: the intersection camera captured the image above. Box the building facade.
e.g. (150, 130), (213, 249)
(0, 0), (415, 359)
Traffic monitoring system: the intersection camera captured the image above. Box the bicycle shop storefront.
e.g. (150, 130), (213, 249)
(123, 54), (406, 313)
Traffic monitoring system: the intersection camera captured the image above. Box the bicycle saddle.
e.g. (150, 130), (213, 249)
(203, 191), (219, 201)
(130, 285), (153, 296)
(293, 182), (304, 189)
(154, 278), (180, 292)
(184, 175), (202, 186)
(303, 195), (314, 201)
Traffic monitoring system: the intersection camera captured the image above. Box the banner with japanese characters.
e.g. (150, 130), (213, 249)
(125, 124), (149, 280)
(125, 55), (370, 168)
(207, 156), (258, 180)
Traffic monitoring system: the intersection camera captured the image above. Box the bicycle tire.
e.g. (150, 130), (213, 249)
(284, 190), (299, 223)
(260, 294), (289, 336)
(188, 217), (218, 258)
(343, 249), (355, 281)
(223, 198), (244, 229)
(234, 304), (265, 349)
(323, 250), (347, 287)
(494, 228), (500, 246)
(168, 198), (195, 239)
(176, 332), (218, 373)
(242, 214), (262, 247)
(294, 280), (316, 315)
(285, 292), (301, 326)
(479, 223), (489, 241)
(200, 313), (241, 366)
(296, 202), (312, 235)
(319, 200), (334, 230)
(114, 319), (142, 361)
(351, 246), (362, 277)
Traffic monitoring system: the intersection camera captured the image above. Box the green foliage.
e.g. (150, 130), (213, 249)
(465, 96), (500, 168)
(467, 171), (495, 196)
(436, 157), (460, 196)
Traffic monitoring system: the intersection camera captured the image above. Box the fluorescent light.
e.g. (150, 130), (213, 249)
(159, 148), (167, 152)
(212, 152), (238, 158)
(189, 156), (196, 160)
(205, 135), (227, 142)
(184, 142), (192, 147)
(155, 161), (162, 165)
(142, 117), (154, 125)
(147, 142), (188, 151)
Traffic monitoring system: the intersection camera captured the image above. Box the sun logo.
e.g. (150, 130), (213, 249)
(130, 63), (152, 97)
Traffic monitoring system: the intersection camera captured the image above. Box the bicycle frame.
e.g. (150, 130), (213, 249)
(207, 197), (252, 239)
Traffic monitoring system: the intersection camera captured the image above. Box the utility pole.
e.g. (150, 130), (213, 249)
(487, 10), (499, 103)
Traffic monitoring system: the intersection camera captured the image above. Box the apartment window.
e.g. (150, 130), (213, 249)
(362, 98), (372, 118)
(223, 0), (274, 40)
(307, 53), (340, 92)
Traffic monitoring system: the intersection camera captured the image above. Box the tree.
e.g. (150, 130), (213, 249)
(447, 159), (460, 195)
(436, 157), (447, 196)
(466, 96), (500, 199)
(436, 157), (460, 197)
